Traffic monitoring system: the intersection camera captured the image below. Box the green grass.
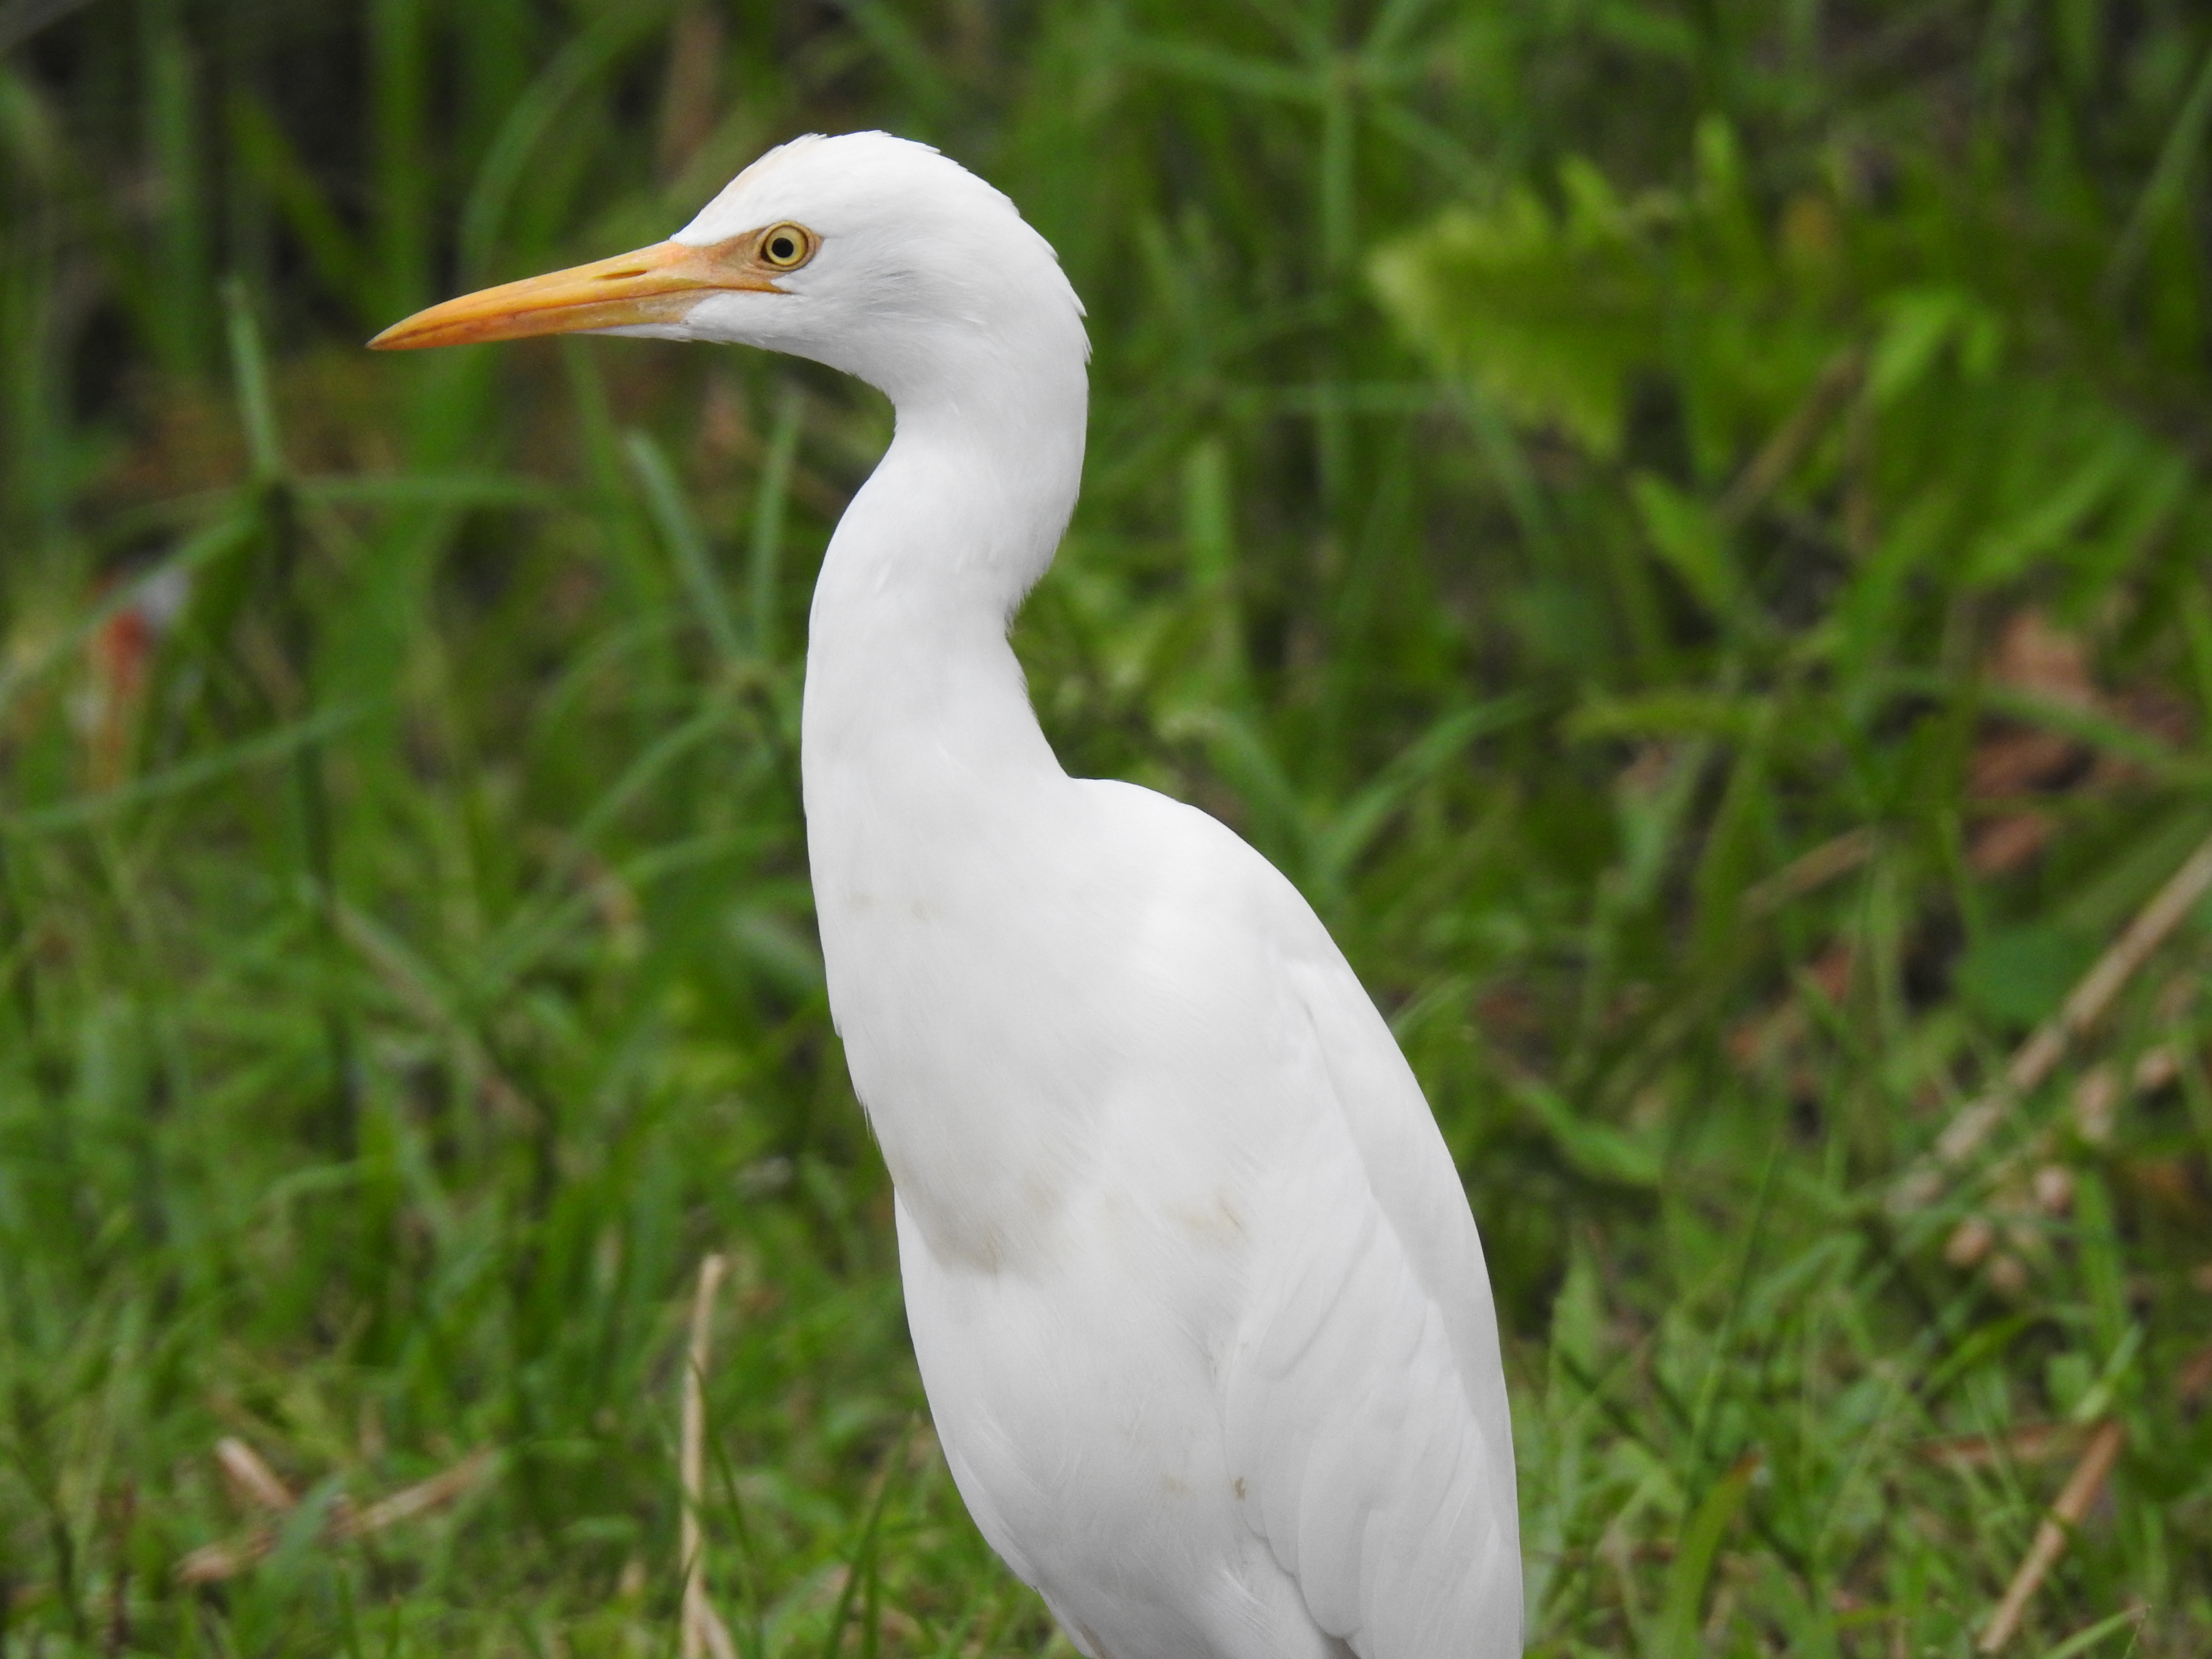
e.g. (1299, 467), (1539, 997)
(4, 0), (2212, 1653)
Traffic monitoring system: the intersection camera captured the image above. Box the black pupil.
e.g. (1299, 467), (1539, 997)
(769, 235), (795, 261)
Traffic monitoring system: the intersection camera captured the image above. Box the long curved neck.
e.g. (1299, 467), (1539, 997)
(801, 362), (1086, 797)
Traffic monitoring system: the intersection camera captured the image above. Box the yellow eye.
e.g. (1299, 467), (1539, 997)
(759, 223), (815, 270)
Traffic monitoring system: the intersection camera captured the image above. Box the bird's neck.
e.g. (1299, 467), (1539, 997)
(800, 374), (1085, 798)
(797, 366), (1092, 1265)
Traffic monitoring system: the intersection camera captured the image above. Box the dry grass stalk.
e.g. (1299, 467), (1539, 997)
(682, 1253), (738, 1659)
(214, 1437), (295, 1512)
(1975, 1419), (2126, 1653)
(655, 6), (726, 180)
(175, 1447), (493, 1585)
(176, 1534), (277, 1586)
(2178, 1343), (2212, 1407)
(349, 1449), (495, 1536)
(1740, 827), (1876, 918)
(1940, 1041), (2194, 1284)
(1895, 827), (2212, 1214)
(1717, 349), (1864, 525)
(1914, 1421), (2092, 1472)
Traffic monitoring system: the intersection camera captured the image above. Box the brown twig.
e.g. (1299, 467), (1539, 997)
(1717, 349), (1865, 527)
(1975, 1419), (2126, 1653)
(655, 7), (726, 181)
(1740, 827), (1877, 918)
(2178, 1343), (2212, 1408)
(1894, 827), (2212, 1214)
(103, 1479), (135, 1658)
(175, 1534), (276, 1587)
(343, 1449), (494, 1537)
(682, 1253), (738, 1659)
(1914, 1420), (2092, 1472)
(214, 1438), (296, 1512)
(175, 1448), (493, 1585)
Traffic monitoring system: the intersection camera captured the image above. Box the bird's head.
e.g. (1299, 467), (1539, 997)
(371, 132), (1087, 407)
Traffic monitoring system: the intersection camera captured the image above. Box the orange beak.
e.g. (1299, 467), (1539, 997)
(369, 237), (785, 350)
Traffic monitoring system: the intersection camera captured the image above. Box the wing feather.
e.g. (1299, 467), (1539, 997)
(1223, 933), (1521, 1659)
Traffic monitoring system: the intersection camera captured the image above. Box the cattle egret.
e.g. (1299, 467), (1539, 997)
(373, 132), (1520, 1659)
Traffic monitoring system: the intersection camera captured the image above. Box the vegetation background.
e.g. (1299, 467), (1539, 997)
(2, 0), (2210, 1652)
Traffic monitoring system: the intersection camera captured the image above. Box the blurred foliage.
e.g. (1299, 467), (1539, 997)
(2, 0), (2212, 1653)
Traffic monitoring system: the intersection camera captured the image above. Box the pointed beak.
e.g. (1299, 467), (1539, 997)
(369, 238), (782, 350)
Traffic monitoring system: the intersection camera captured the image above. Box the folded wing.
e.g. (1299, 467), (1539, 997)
(1223, 944), (1521, 1659)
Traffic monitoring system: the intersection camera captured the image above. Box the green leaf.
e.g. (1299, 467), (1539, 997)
(1867, 286), (2003, 406)
(1567, 689), (1761, 742)
(301, 471), (565, 509)
(1630, 472), (1733, 614)
(1, 703), (375, 837)
(1652, 1455), (1757, 1656)
(1952, 924), (2094, 1028)
(1515, 1080), (1661, 1188)
(1312, 693), (1539, 891)
(1372, 182), (1663, 456)
(626, 429), (744, 668)
(2042, 1607), (2148, 1659)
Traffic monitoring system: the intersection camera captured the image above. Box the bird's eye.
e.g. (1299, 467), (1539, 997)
(759, 224), (815, 270)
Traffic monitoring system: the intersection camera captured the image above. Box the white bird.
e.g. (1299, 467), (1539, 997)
(374, 132), (1520, 1659)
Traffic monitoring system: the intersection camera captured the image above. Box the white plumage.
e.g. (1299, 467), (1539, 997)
(374, 131), (1521, 1659)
